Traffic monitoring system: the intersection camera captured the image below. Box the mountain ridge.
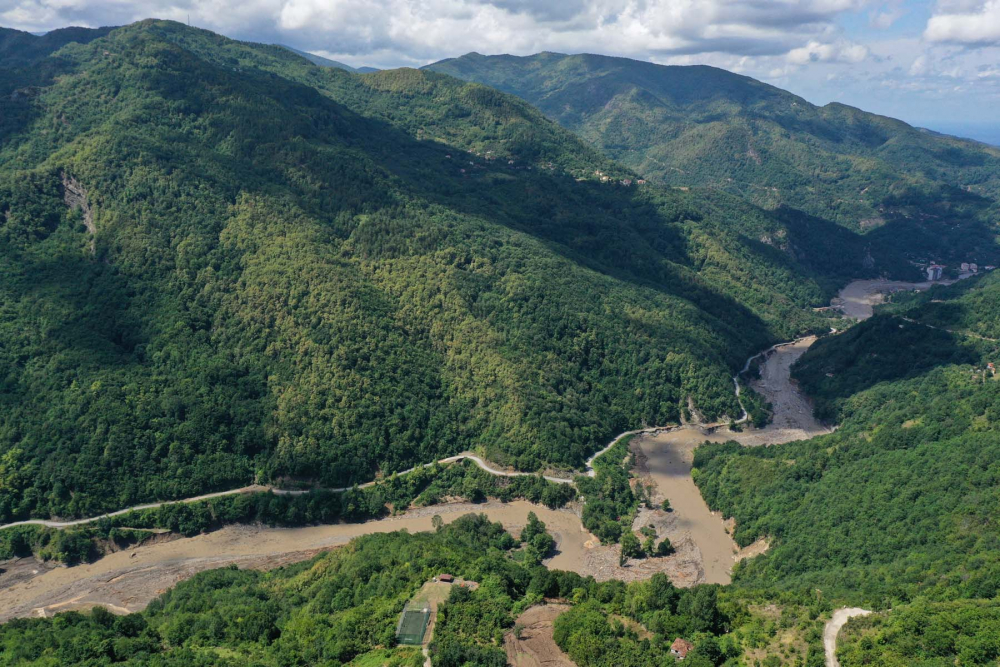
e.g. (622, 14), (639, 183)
(426, 51), (1000, 267)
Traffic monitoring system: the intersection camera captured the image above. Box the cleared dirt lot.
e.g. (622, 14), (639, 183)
(504, 603), (574, 667)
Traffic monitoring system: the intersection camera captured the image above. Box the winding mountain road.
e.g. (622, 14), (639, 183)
(0, 429), (661, 532)
(824, 607), (872, 667)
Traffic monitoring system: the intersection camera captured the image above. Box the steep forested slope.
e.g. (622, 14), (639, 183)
(0, 21), (877, 521)
(692, 271), (1000, 664)
(426, 52), (1000, 267)
(794, 271), (1000, 420)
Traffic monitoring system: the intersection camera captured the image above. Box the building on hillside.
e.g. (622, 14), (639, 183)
(670, 638), (694, 660)
(926, 264), (944, 281)
(970, 263), (979, 272)
(438, 573), (454, 583)
(962, 262), (970, 272)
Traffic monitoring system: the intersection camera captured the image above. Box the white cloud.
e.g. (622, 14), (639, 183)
(787, 39), (870, 64)
(909, 53), (929, 75)
(925, 0), (1000, 45)
(869, 1), (906, 28)
(0, 0), (873, 65)
(8, 0), (1000, 128)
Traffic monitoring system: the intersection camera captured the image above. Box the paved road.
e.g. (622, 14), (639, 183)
(824, 607), (872, 667)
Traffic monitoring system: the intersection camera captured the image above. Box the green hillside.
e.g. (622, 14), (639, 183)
(0, 20), (879, 521)
(0, 26), (113, 68)
(426, 52), (1000, 267)
(692, 272), (1000, 664)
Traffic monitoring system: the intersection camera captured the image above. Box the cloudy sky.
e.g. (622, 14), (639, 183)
(3, 0), (999, 143)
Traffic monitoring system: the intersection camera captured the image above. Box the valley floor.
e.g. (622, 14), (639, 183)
(0, 279), (942, 635)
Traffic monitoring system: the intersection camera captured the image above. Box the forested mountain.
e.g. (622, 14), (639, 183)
(0, 26), (113, 67)
(426, 52), (1000, 266)
(0, 20), (891, 521)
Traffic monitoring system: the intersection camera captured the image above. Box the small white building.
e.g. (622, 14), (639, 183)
(927, 264), (944, 281)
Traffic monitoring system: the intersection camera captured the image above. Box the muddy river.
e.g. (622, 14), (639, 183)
(0, 501), (599, 622)
(0, 278), (941, 618)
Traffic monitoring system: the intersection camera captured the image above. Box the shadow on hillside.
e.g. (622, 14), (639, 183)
(793, 314), (980, 421)
(2, 248), (145, 365)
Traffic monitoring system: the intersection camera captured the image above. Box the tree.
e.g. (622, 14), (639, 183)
(522, 511), (546, 543)
(656, 538), (675, 557)
(620, 532), (641, 566)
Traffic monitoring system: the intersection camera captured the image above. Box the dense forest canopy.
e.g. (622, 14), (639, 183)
(0, 20), (889, 521)
(426, 52), (1000, 269)
(692, 271), (1000, 665)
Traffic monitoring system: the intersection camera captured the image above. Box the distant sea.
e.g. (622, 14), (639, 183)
(923, 123), (1000, 147)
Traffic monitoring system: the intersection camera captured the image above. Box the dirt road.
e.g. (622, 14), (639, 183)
(504, 604), (574, 667)
(0, 442), (654, 533)
(824, 607), (872, 667)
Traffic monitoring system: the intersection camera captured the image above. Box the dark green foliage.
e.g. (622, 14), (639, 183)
(655, 538), (675, 557)
(552, 575), (733, 667)
(0, 21), (848, 521)
(0, 26), (112, 68)
(695, 365), (1000, 601)
(691, 262), (1000, 656)
(0, 515), (522, 666)
(885, 269), (1000, 340)
(518, 511), (556, 565)
(577, 436), (639, 545)
(838, 600), (1000, 667)
(792, 314), (982, 421)
(619, 531), (641, 565)
(0, 518), (753, 667)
